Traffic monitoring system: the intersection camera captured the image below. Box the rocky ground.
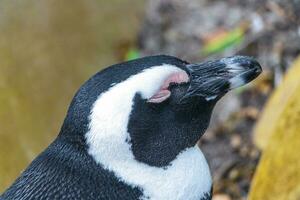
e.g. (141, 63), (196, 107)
(131, 0), (300, 199)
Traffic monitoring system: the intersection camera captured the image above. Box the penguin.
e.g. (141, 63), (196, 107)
(1, 55), (261, 200)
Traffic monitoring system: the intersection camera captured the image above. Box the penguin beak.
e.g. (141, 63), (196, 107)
(183, 55), (262, 101)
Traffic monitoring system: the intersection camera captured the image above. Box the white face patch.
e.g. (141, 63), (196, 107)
(85, 64), (212, 200)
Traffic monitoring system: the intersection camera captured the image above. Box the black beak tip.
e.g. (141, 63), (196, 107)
(224, 55), (262, 75)
(254, 61), (262, 75)
(245, 57), (262, 78)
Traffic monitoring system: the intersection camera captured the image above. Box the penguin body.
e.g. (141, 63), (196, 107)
(2, 137), (142, 199)
(1, 55), (261, 200)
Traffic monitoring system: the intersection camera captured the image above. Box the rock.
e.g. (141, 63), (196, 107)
(254, 56), (300, 149)
(230, 134), (242, 149)
(249, 56), (300, 200)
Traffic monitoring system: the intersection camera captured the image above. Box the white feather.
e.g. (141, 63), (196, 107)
(225, 63), (244, 74)
(85, 64), (212, 200)
(229, 76), (246, 89)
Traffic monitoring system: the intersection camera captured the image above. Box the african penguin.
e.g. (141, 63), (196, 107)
(1, 55), (261, 200)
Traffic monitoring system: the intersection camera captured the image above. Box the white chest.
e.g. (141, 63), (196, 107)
(88, 141), (212, 200)
(116, 146), (212, 200)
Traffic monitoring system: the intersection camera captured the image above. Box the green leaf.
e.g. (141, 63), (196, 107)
(125, 48), (140, 61)
(202, 27), (244, 55)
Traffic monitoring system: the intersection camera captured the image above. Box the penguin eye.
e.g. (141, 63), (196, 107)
(169, 82), (179, 88)
(147, 71), (189, 104)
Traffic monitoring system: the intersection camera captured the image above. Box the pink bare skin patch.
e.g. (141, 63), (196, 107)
(148, 71), (189, 103)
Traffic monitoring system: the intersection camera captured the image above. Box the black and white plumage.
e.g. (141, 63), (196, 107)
(1, 55), (261, 200)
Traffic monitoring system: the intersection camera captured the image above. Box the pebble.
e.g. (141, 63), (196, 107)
(230, 134), (242, 149)
(212, 194), (232, 200)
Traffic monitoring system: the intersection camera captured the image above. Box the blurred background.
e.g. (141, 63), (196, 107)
(0, 0), (299, 200)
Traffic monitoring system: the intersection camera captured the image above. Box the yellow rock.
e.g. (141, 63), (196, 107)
(0, 0), (144, 192)
(249, 56), (300, 200)
(254, 56), (300, 149)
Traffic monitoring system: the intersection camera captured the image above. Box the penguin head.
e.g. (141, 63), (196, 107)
(61, 55), (261, 167)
